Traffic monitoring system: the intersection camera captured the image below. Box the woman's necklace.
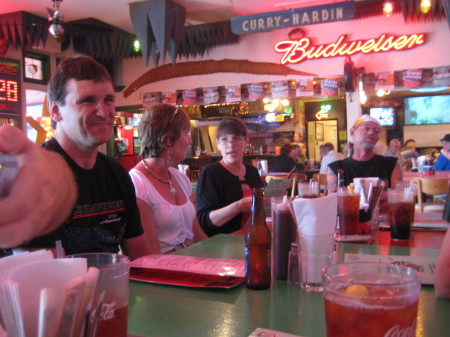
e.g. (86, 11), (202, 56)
(142, 160), (176, 196)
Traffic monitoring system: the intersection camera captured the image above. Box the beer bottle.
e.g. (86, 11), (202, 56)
(245, 188), (271, 289)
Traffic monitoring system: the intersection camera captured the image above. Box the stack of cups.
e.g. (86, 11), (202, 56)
(298, 233), (335, 292)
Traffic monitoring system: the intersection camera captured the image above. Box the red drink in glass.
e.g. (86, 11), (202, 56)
(337, 192), (360, 235)
(95, 305), (128, 337)
(323, 263), (420, 337)
(388, 189), (415, 240)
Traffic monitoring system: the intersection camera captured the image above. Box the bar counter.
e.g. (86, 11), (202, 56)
(128, 234), (450, 337)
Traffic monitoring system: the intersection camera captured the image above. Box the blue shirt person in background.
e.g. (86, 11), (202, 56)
(434, 134), (450, 171)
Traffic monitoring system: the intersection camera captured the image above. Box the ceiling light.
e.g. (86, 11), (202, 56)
(376, 89), (391, 97)
(420, 0), (432, 14)
(383, 1), (394, 18)
(133, 39), (141, 52)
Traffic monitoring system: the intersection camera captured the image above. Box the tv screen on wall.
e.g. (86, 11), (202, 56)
(369, 107), (395, 127)
(404, 95), (450, 125)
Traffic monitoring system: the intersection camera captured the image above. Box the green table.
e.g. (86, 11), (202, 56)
(128, 234), (450, 337)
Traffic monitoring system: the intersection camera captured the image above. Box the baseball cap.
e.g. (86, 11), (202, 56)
(351, 114), (381, 131)
(440, 134), (450, 142)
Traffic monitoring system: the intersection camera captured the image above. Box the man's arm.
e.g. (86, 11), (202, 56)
(390, 161), (403, 188)
(0, 125), (77, 248)
(327, 167), (338, 193)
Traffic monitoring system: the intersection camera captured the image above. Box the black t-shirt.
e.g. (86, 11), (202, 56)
(196, 162), (263, 236)
(26, 138), (143, 254)
(328, 154), (398, 187)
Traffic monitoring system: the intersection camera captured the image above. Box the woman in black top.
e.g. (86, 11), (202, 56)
(196, 118), (263, 236)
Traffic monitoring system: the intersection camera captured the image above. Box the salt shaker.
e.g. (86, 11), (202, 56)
(287, 243), (300, 285)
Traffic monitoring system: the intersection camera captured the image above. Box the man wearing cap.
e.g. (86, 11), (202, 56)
(327, 114), (402, 192)
(434, 134), (450, 171)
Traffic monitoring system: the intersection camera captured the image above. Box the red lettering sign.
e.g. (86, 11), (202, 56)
(275, 33), (426, 64)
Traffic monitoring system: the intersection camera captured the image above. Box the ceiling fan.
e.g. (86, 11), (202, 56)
(47, 0), (65, 40)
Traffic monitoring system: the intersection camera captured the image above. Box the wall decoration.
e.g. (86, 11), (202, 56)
(23, 51), (50, 84)
(123, 59), (315, 98)
(296, 78), (314, 96)
(225, 85), (241, 103)
(142, 92), (160, 108)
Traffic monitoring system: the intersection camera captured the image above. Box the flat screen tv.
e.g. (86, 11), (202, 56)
(404, 94), (450, 125)
(369, 107), (396, 127)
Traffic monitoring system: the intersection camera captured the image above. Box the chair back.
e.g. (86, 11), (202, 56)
(413, 177), (449, 213)
(190, 169), (200, 181)
(312, 173), (328, 195)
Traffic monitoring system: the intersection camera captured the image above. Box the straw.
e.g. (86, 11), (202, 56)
(55, 241), (64, 259)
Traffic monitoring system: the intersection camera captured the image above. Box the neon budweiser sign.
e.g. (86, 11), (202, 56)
(275, 32), (426, 64)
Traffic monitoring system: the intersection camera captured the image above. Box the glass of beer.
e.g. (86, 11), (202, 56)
(388, 188), (415, 240)
(335, 189), (360, 241)
(69, 253), (130, 337)
(323, 262), (420, 337)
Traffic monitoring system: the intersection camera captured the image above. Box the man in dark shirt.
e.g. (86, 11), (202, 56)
(328, 115), (402, 192)
(25, 55), (151, 260)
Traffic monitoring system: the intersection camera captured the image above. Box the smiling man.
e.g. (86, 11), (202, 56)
(25, 55), (151, 259)
(327, 114), (402, 192)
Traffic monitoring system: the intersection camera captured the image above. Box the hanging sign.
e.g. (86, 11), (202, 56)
(275, 32), (426, 64)
(203, 87), (220, 105)
(296, 78), (314, 96)
(402, 69), (423, 88)
(231, 2), (355, 35)
(225, 85), (241, 103)
(142, 92), (160, 108)
(320, 78), (339, 96)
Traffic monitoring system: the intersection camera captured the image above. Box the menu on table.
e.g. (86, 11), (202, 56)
(344, 253), (437, 285)
(130, 254), (245, 289)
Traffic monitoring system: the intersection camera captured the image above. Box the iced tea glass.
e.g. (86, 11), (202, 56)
(323, 262), (420, 337)
(69, 253), (130, 337)
(388, 189), (415, 240)
(336, 189), (360, 241)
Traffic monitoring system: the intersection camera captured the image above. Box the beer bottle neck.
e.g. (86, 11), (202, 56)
(250, 188), (266, 226)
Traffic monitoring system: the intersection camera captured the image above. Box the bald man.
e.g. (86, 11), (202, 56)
(384, 138), (410, 169)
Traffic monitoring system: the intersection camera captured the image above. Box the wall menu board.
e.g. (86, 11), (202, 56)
(0, 56), (21, 128)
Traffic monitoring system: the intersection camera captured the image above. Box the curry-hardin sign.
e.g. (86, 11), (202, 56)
(231, 2), (355, 35)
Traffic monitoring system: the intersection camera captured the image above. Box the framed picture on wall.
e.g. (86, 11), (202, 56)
(315, 123), (324, 141)
(23, 51), (50, 84)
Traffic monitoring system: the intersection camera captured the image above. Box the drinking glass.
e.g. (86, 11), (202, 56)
(323, 262), (420, 337)
(335, 189), (360, 241)
(69, 253), (130, 337)
(388, 189), (415, 240)
(297, 181), (319, 198)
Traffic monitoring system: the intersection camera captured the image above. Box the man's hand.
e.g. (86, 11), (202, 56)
(0, 125), (77, 248)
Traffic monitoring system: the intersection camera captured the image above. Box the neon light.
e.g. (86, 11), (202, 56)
(0, 80), (18, 102)
(275, 33), (426, 64)
(316, 104), (331, 120)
